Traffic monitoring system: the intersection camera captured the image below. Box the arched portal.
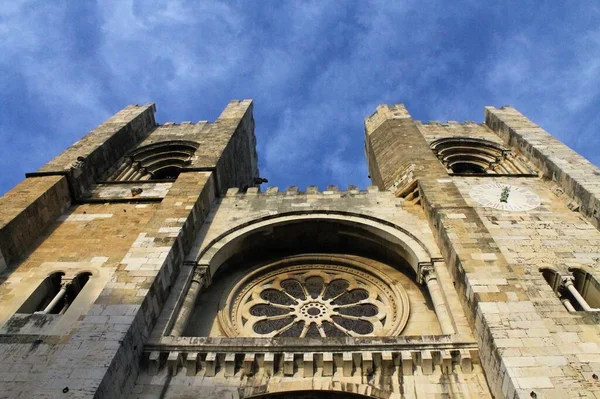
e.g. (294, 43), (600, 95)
(176, 212), (447, 338)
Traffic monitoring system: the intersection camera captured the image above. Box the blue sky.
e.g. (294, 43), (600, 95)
(1, 1), (599, 195)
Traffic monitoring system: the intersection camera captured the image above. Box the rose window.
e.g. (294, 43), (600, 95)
(218, 256), (409, 338)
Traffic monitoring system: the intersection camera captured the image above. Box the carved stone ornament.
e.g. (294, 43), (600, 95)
(218, 255), (410, 338)
(70, 156), (86, 170)
(469, 182), (541, 211)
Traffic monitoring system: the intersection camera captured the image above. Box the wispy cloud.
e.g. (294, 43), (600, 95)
(1, 1), (599, 194)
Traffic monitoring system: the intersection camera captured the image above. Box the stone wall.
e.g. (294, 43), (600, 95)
(0, 176), (70, 271)
(486, 106), (600, 229)
(366, 104), (600, 398)
(0, 200), (158, 398)
(33, 104), (157, 198)
(364, 105), (449, 196)
(130, 186), (483, 398)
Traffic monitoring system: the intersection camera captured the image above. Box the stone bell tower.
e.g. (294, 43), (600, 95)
(0, 100), (259, 398)
(0, 100), (599, 399)
(364, 104), (600, 398)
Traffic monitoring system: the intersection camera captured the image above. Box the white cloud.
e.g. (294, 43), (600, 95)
(1, 1), (599, 194)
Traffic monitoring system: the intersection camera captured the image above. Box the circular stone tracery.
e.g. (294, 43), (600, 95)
(218, 256), (410, 338)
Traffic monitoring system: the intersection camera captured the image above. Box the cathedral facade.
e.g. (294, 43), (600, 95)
(0, 100), (599, 398)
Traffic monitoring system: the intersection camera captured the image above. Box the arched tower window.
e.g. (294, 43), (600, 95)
(430, 137), (535, 176)
(107, 140), (198, 182)
(17, 272), (64, 314)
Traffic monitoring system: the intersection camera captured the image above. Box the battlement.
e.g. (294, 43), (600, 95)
(160, 121), (208, 126)
(417, 120), (481, 127)
(225, 185), (381, 197)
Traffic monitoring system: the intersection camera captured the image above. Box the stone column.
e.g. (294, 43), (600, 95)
(561, 276), (592, 311)
(130, 167), (147, 181)
(121, 162), (140, 181)
(420, 265), (454, 335)
(39, 282), (70, 314)
(109, 158), (132, 181)
(559, 295), (576, 312)
(170, 266), (207, 336)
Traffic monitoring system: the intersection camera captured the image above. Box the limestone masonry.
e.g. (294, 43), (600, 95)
(0, 100), (599, 398)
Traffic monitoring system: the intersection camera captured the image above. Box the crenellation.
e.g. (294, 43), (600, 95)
(306, 185), (318, 194)
(221, 185), (398, 198)
(225, 187), (239, 197)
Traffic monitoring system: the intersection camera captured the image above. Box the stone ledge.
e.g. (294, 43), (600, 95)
(151, 335), (477, 352)
(82, 182), (174, 201)
(142, 347), (477, 378)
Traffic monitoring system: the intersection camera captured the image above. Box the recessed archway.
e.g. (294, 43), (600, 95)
(107, 140), (198, 181)
(430, 136), (535, 175)
(195, 211), (435, 278)
(178, 212), (444, 338)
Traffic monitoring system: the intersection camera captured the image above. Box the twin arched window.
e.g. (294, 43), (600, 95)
(17, 272), (91, 315)
(541, 268), (600, 312)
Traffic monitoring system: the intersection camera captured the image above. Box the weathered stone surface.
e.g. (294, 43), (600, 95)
(1, 101), (599, 399)
(0, 175), (70, 270)
(486, 106), (600, 229)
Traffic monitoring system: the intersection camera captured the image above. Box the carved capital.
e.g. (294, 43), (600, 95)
(192, 268), (205, 284)
(418, 263), (436, 285)
(560, 275), (575, 289)
(190, 265), (210, 287)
